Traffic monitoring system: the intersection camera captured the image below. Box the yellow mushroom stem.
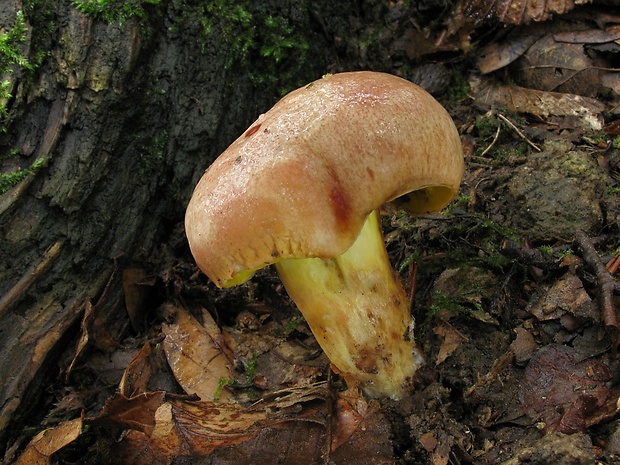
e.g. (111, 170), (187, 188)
(275, 210), (423, 399)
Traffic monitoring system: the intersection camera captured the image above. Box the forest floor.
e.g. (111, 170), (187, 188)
(8, 2), (620, 465)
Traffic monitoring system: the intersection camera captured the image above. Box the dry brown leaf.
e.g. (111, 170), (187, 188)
(519, 344), (614, 433)
(89, 391), (166, 436)
(526, 272), (598, 322)
(122, 267), (149, 332)
(119, 342), (153, 397)
(510, 33), (602, 97)
(332, 389), (367, 451)
(14, 416), (83, 465)
(330, 398), (394, 465)
(459, 0), (591, 25)
(470, 76), (605, 129)
(95, 383), (393, 465)
(477, 24), (546, 74)
(65, 299), (95, 381)
(605, 118), (620, 135)
(554, 25), (620, 44)
(430, 431), (453, 465)
(433, 322), (467, 366)
(419, 432), (439, 452)
(510, 327), (538, 365)
(115, 386), (327, 464)
(162, 304), (233, 402)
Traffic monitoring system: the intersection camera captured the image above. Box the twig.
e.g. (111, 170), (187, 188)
(607, 254), (620, 275)
(501, 239), (572, 270)
(480, 123), (501, 158)
(498, 114), (541, 152)
(464, 350), (514, 398)
(574, 230), (618, 354)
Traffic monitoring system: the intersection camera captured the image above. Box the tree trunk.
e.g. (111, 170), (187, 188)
(0, 0), (389, 448)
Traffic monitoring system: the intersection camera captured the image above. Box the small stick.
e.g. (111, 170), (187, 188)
(607, 254), (620, 275)
(479, 123), (501, 158)
(501, 239), (571, 271)
(574, 230), (618, 354)
(498, 114), (542, 152)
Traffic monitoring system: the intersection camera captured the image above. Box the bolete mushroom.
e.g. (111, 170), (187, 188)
(185, 71), (464, 398)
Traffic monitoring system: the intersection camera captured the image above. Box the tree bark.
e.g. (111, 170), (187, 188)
(0, 0), (389, 448)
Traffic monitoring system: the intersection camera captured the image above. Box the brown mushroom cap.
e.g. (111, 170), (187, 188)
(185, 71), (464, 287)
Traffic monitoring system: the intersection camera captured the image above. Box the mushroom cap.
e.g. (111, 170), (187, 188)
(186, 71), (464, 287)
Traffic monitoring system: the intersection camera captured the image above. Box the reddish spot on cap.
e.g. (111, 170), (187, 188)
(328, 168), (351, 232)
(245, 124), (262, 138)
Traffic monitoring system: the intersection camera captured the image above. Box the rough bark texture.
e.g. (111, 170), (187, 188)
(0, 0), (384, 447)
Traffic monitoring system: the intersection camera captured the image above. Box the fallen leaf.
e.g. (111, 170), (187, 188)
(501, 432), (596, 464)
(433, 322), (467, 365)
(510, 32), (603, 97)
(605, 118), (620, 135)
(458, 0), (592, 25)
(123, 267), (150, 332)
(510, 327), (538, 365)
(65, 299), (95, 381)
(419, 432), (439, 452)
(94, 383), (393, 465)
(331, 389), (367, 451)
(116, 385), (323, 464)
(554, 26), (620, 44)
(432, 267), (499, 325)
(330, 398), (394, 465)
(526, 272), (598, 322)
(14, 416), (83, 465)
(88, 391), (166, 436)
(477, 24), (546, 74)
(470, 76), (605, 129)
(162, 303), (233, 402)
(119, 342), (153, 397)
(519, 344), (612, 433)
(430, 430), (454, 465)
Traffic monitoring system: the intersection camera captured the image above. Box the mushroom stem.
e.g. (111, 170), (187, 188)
(275, 210), (423, 399)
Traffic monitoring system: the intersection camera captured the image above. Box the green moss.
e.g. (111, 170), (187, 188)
(283, 315), (304, 333)
(605, 186), (620, 196)
(0, 156), (45, 194)
(471, 113), (531, 163)
(70, 0), (161, 24)
(0, 11), (32, 72)
(243, 351), (259, 383)
(0, 10), (35, 124)
(429, 288), (487, 319)
(447, 72), (470, 102)
(398, 213), (517, 280)
(213, 377), (234, 402)
(138, 130), (168, 176)
(191, 0), (309, 93)
(444, 194), (470, 213)
(428, 266), (500, 325)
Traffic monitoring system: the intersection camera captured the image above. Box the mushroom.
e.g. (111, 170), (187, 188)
(185, 71), (464, 398)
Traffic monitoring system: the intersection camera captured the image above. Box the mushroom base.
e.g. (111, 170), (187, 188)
(275, 210), (423, 399)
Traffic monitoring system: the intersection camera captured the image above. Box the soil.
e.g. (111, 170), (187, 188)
(4, 2), (620, 464)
